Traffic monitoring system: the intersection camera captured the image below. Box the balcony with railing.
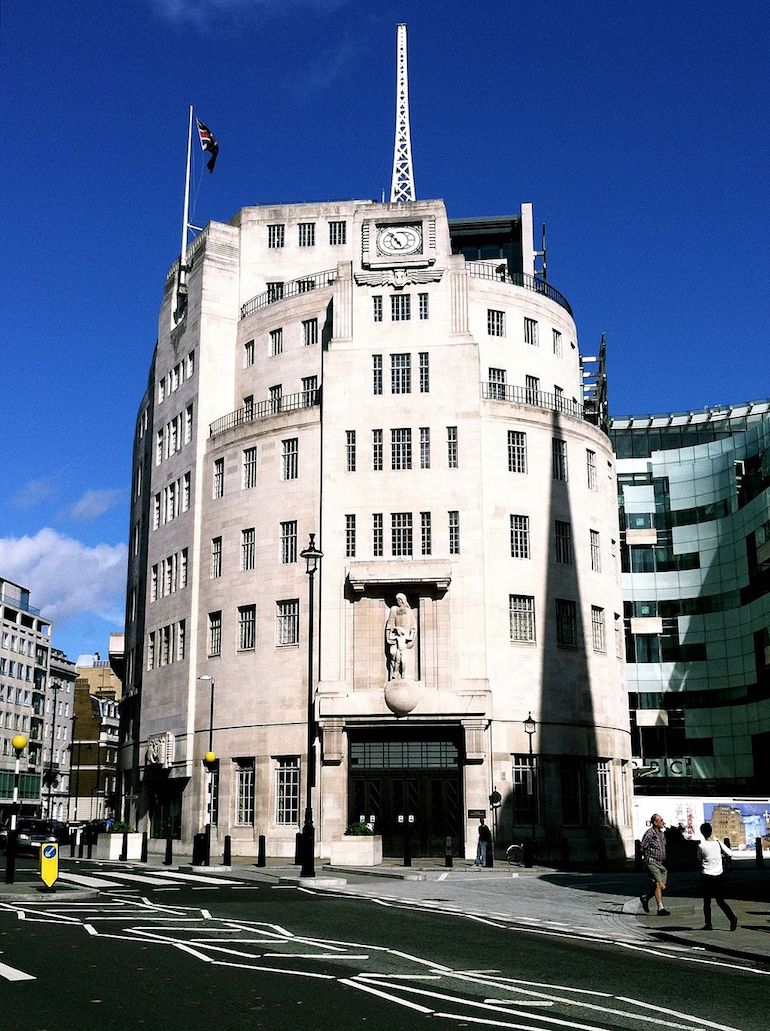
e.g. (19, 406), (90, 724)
(240, 269), (338, 321)
(210, 389), (320, 439)
(481, 382), (584, 420)
(466, 263), (573, 316)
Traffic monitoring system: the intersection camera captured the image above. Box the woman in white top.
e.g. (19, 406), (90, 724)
(697, 822), (738, 931)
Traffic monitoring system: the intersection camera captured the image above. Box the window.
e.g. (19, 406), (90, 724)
(552, 438), (568, 481)
(420, 427), (431, 469)
(555, 520), (572, 564)
(211, 537), (222, 578)
(489, 367), (506, 400)
(512, 754), (540, 825)
(487, 309), (505, 336)
(510, 595), (536, 642)
(239, 606), (256, 650)
(282, 438), (298, 480)
(448, 510), (460, 554)
(586, 449), (597, 491)
(372, 354), (383, 395)
(298, 222), (315, 247)
(373, 296), (383, 323)
(554, 385), (565, 412)
(302, 318), (318, 346)
(373, 513), (383, 557)
(147, 633), (155, 670)
(420, 511), (432, 556)
(266, 281), (284, 302)
(213, 458), (224, 499)
(560, 760), (585, 826)
(418, 292), (429, 320)
(329, 220), (346, 245)
(553, 328), (562, 356)
(180, 548), (188, 589)
(525, 375), (540, 405)
(151, 565), (158, 601)
(269, 384), (282, 413)
(391, 353), (411, 394)
(346, 430), (356, 472)
(597, 760), (612, 825)
(392, 512), (413, 557)
(235, 759), (255, 825)
(391, 294), (411, 321)
(185, 404), (193, 444)
(268, 224), (285, 248)
(591, 606), (606, 652)
(372, 429), (383, 471)
(280, 520), (297, 564)
(524, 317), (539, 346)
(208, 611), (222, 657)
(275, 758), (300, 825)
(269, 328), (283, 357)
(241, 528), (256, 571)
(510, 515), (530, 558)
(508, 431), (527, 473)
(276, 599), (300, 646)
(391, 428), (412, 470)
(447, 426), (458, 469)
(419, 351), (430, 393)
(555, 599), (578, 648)
(243, 447), (258, 489)
(297, 278), (315, 294)
(345, 514), (356, 558)
(156, 430), (163, 466)
(590, 529), (601, 572)
(302, 376), (317, 406)
(244, 339), (255, 367)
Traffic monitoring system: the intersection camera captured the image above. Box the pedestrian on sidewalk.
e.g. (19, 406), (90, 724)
(697, 822), (738, 931)
(474, 817), (492, 867)
(640, 813), (670, 916)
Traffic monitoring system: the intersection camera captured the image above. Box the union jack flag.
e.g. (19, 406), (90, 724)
(196, 117), (219, 173)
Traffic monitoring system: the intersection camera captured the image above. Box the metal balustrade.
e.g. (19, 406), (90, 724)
(481, 382), (584, 419)
(466, 263), (573, 316)
(209, 390), (320, 438)
(240, 269), (338, 320)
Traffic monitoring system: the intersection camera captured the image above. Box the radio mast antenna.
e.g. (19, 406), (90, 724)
(389, 23), (416, 203)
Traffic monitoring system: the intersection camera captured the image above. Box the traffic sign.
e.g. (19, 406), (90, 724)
(40, 840), (59, 888)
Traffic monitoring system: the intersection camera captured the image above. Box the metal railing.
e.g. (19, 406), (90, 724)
(240, 269), (338, 320)
(210, 390), (320, 438)
(466, 263), (573, 316)
(481, 382), (584, 420)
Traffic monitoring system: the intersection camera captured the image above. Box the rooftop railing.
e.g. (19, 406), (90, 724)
(240, 269), (338, 320)
(481, 382), (584, 420)
(466, 263), (573, 316)
(210, 390), (320, 438)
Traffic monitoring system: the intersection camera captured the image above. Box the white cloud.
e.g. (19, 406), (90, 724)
(0, 529), (127, 627)
(146, 0), (346, 28)
(11, 479), (59, 510)
(69, 488), (124, 521)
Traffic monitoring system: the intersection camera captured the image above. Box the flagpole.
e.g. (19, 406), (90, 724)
(177, 105), (194, 315)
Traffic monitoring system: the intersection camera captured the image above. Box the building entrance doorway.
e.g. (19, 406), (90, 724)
(347, 728), (463, 858)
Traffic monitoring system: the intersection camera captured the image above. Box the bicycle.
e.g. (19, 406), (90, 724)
(506, 842), (525, 866)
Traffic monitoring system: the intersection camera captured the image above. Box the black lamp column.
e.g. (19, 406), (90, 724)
(46, 682), (61, 819)
(197, 675), (216, 866)
(299, 533), (322, 878)
(524, 712), (537, 853)
(4, 735), (28, 884)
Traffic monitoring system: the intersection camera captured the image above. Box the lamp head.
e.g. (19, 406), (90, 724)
(204, 751), (217, 767)
(12, 734), (28, 755)
(523, 712), (537, 737)
(300, 533), (323, 575)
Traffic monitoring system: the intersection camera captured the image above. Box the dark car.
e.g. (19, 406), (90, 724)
(0, 818), (58, 855)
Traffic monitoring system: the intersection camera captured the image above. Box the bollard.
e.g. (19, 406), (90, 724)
(486, 841), (494, 868)
(78, 831), (84, 859)
(192, 832), (204, 866)
(294, 831), (302, 865)
(203, 824), (211, 866)
(163, 834), (173, 866)
(87, 829), (96, 860)
(119, 831), (128, 862)
(403, 827), (411, 867)
(257, 834), (266, 867)
(69, 831), (76, 858)
(444, 836), (453, 868)
(4, 828), (18, 884)
(634, 839), (643, 872)
(757, 837), (765, 869)
(223, 835), (232, 866)
(140, 831), (148, 863)
(522, 838), (533, 869)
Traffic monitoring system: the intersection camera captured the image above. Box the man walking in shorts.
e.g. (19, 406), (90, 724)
(640, 813), (670, 916)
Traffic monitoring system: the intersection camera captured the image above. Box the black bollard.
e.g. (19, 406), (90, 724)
(192, 832), (204, 866)
(403, 826), (411, 867)
(87, 829), (96, 860)
(163, 834), (173, 866)
(757, 837), (765, 868)
(4, 829), (18, 884)
(69, 832), (76, 858)
(257, 834), (266, 867)
(522, 838), (533, 869)
(223, 835), (232, 866)
(445, 836), (453, 868)
(203, 824), (211, 866)
(140, 831), (148, 863)
(294, 831), (302, 865)
(486, 841), (494, 868)
(119, 831), (128, 862)
(78, 831), (84, 859)
(634, 838), (643, 872)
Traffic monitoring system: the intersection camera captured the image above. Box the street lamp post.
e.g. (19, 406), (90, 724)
(66, 713), (77, 824)
(46, 682), (61, 820)
(523, 712), (537, 855)
(299, 533), (323, 878)
(4, 734), (28, 885)
(197, 675), (216, 866)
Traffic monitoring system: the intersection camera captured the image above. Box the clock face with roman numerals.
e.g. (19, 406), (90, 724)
(376, 223), (422, 257)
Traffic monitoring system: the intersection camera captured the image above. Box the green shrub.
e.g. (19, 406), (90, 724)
(345, 821), (374, 836)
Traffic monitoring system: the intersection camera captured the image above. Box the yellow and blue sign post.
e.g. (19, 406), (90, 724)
(39, 840), (59, 889)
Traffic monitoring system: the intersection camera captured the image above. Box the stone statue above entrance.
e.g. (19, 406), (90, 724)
(385, 592), (417, 680)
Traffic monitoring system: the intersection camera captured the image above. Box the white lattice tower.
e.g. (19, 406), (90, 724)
(389, 23), (416, 203)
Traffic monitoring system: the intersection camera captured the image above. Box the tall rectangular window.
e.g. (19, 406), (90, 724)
(597, 760), (612, 825)
(266, 281), (284, 302)
(211, 537), (222, 578)
(391, 353), (411, 394)
(552, 438), (568, 481)
(183, 472), (190, 511)
(510, 515), (530, 558)
(302, 376), (317, 406)
(298, 222), (315, 247)
(525, 374), (540, 405)
(420, 511), (432, 555)
(270, 328), (283, 356)
(329, 220), (346, 245)
(420, 427), (431, 469)
(185, 404), (193, 444)
(591, 606), (606, 652)
(586, 449), (597, 491)
(372, 429), (383, 471)
(508, 431), (527, 473)
(346, 430), (356, 472)
(512, 754), (540, 826)
(419, 351), (430, 392)
(555, 599), (578, 648)
(213, 458), (224, 499)
(276, 599), (300, 645)
(391, 294), (411, 321)
(269, 384), (282, 412)
(447, 426), (458, 469)
(391, 428), (412, 470)
(448, 510), (460, 555)
(345, 514), (356, 558)
(280, 520), (297, 564)
(373, 296), (383, 323)
(267, 224), (285, 248)
(555, 520), (573, 564)
(244, 395), (254, 420)
(419, 292), (429, 319)
(243, 447), (258, 488)
(524, 317), (539, 346)
(553, 328), (562, 356)
(282, 438), (298, 480)
(373, 513), (383, 557)
(238, 605), (256, 651)
(241, 528), (256, 571)
(489, 367), (506, 400)
(487, 309), (505, 336)
(235, 759), (255, 825)
(177, 619), (186, 662)
(244, 339), (255, 367)
(590, 529), (601, 572)
(510, 596), (536, 642)
(180, 548), (188, 588)
(275, 758), (300, 825)
(302, 318), (318, 346)
(208, 611), (222, 657)
(372, 354), (383, 394)
(392, 512), (413, 557)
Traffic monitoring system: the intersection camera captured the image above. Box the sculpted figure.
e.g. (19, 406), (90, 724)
(385, 593), (417, 680)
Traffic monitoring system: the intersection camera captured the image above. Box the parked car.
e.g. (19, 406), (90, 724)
(0, 818), (59, 855)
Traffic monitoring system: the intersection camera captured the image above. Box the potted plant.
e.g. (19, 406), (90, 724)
(95, 821), (143, 861)
(327, 822), (382, 866)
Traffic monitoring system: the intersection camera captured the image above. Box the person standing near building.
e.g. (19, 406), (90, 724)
(474, 817), (492, 867)
(640, 813), (670, 916)
(697, 822), (738, 931)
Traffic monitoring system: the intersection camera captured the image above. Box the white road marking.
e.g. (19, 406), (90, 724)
(0, 960), (36, 982)
(58, 871), (126, 888)
(149, 871), (242, 885)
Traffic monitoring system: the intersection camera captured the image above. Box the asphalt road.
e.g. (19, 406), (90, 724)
(0, 859), (765, 1031)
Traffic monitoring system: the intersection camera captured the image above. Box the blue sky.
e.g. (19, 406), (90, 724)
(2, 0), (769, 660)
